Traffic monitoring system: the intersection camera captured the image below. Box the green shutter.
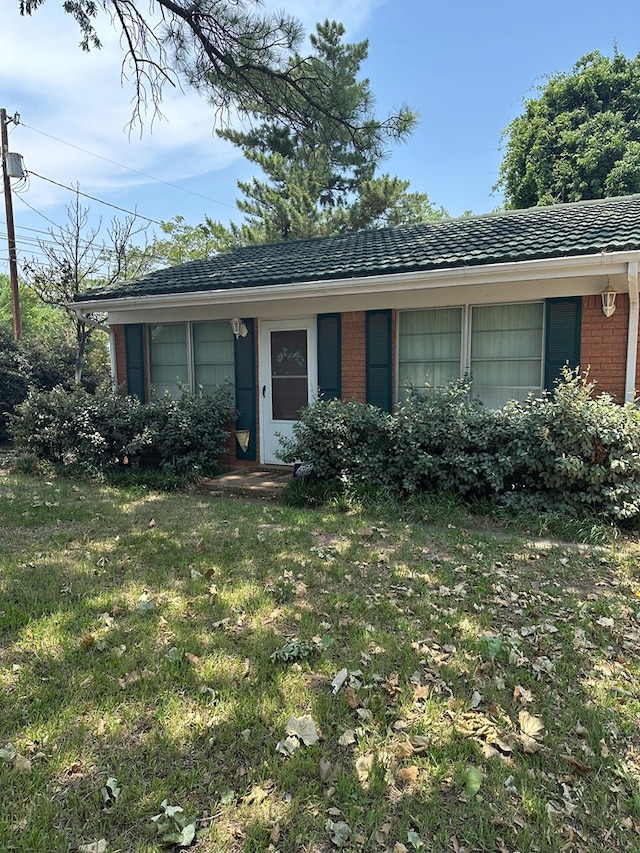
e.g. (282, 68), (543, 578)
(124, 324), (145, 402)
(234, 318), (257, 461)
(366, 310), (392, 412)
(544, 297), (582, 391)
(317, 313), (341, 400)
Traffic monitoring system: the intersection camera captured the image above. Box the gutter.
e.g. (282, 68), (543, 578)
(625, 261), (639, 402)
(71, 250), (639, 318)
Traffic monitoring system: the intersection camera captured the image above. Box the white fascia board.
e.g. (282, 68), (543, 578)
(72, 250), (640, 317)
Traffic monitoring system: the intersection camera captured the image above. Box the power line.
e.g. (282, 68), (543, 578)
(28, 171), (163, 225)
(21, 121), (238, 212)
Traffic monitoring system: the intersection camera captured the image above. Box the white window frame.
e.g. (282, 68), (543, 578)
(148, 320), (234, 400)
(396, 301), (546, 408)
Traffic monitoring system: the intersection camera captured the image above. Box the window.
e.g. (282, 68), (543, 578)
(149, 324), (188, 398)
(399, 308), (462, 395)
(398, 302), (544, 408)
(470, 303), (543, 408)
(148, 321), (234, 399)
(193, 321), (235, 396)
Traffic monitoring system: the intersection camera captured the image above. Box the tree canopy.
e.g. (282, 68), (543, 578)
(216, 21), (445, 243)
(19, 0), (412, 150)
(496, 50), (640, 209)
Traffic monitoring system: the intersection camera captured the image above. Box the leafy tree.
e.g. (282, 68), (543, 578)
(149, 216), (235, 267)
(21, 192), (155, 381)
(19, 1), (410, 149)
(0, 274), (66, 337)
(218, 20), (445, 243)
(496, 50), (640, 208)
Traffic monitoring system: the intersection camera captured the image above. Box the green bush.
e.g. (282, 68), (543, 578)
(0, 328), (109, 442)
(280, 371), (640, 520)
(277, 398), (393, 490)
(0, 328), (28, 442)
(9, 384), (235, 477)
(503, 370), (640, 518)
(128, 386), (236, 475)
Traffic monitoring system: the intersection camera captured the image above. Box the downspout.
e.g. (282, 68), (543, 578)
(625, 261), (639, 402)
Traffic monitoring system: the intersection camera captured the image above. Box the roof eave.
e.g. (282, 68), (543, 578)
(72, 250), (640, 316)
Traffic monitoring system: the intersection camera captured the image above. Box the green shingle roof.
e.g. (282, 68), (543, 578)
(79, 195), (640, 302)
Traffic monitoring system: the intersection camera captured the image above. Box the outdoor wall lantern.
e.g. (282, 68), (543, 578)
(601, 282), (617, 318)
(230, 317), (248, 338)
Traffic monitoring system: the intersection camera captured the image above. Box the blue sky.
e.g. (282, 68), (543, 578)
(2, 0), (640, 273)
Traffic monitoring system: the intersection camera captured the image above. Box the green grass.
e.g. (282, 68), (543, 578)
(0, 466), (639, 852)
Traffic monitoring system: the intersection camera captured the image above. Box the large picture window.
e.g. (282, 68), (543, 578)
(398, 302), (544, 408)
(149, 321), (235, 399)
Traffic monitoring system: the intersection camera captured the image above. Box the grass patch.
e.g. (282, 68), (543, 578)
(0, 470), (639, 852)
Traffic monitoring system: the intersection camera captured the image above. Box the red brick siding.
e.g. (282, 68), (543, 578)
(112, 324), (126, 390)
(580, 294), (630, 401)
(341, 311), (367, 402)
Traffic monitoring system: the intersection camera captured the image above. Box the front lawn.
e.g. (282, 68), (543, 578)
(0, 470), (639, 852)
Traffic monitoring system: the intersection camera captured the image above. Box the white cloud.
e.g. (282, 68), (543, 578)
(2, 0), (385, 241)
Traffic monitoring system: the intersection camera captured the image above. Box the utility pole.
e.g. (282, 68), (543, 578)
(1, 107), (21, 340)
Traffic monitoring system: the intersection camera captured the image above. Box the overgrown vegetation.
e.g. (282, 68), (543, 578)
(0, 466), (638, 852)
(0, 326), (108, 443)
(279, 371), (640, 522)
(8, 383), (235, 477)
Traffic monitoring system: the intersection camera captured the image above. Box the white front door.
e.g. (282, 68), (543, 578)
(259, 319), (317, 464)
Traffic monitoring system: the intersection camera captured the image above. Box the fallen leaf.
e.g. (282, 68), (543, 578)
(332, 668), (348, 694)
(338, 729), (356, 746)
(286, 715), (319, 746)
(14, 754), (31, 772)
(409, 735), (430, 754)
(326, 819), (351, 848)
(344, 687), (360, 708)
(319, 758), (333, 782)
(561, 754), (595, 775)
(355, 753), (374, 783)
(518, 710), (544, 739)
(462, 765), (483, 797)
(78, 841), (108, 853)
(396, 765), (419, 785)
(275, 736), (299, 756)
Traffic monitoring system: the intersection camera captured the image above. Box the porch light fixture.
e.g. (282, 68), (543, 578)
(230, 317), (248, 338)
(601, 281), (617, 317)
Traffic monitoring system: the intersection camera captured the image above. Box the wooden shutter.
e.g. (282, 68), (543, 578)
(317, 313), (341, 400)
(234, 318), (257, 461)
(544, 297), (582, 391)
(124, 324), (145, 402)
(366, 310), (392, 412)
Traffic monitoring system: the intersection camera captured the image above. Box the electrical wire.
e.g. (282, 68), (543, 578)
(20, 121), (238, 211)
(27, 171), (164, 225)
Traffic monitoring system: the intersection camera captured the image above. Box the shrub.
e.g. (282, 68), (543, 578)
(0, 328), (28, 443)
(502, 369), (640, 519)
(390, 379), (519, 497)
(280, 371), (640, 520)
(276, 398), (393, 491)
(9, 384), (235, 477)
(0, 328), (109, 442)
(128, 385), (236, 475)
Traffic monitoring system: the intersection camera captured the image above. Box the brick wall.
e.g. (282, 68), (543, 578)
(111, 324), (126, 390)
(341, 311), (367, 402)
(581, 294), (630, 401)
